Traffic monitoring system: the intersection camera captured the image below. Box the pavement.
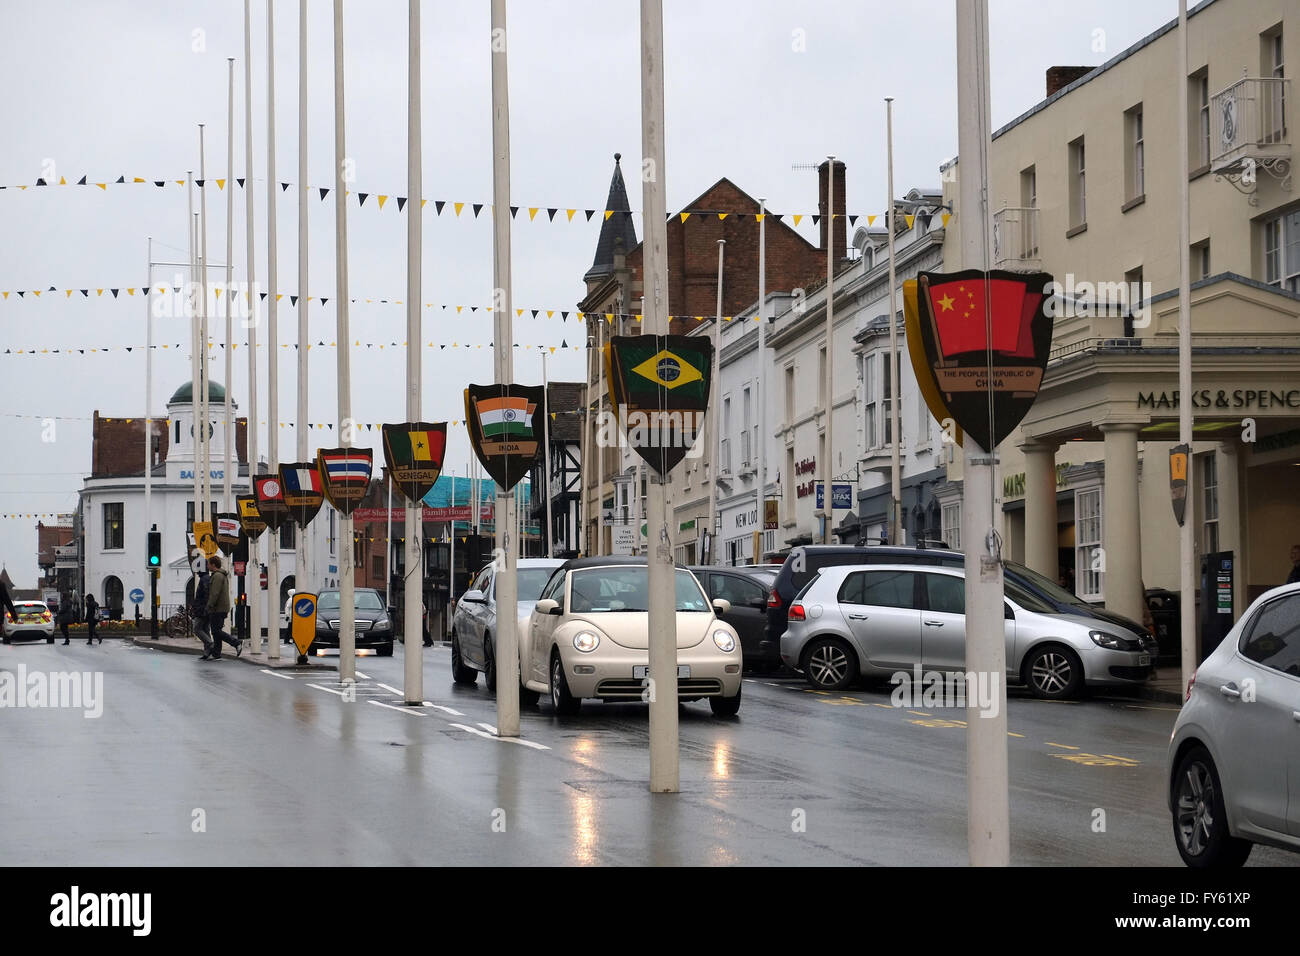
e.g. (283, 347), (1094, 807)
(132, 633), (337, 671)
(4, 637), (1294, 866)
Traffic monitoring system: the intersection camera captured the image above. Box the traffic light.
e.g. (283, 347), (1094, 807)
(147, 530), (161, 569)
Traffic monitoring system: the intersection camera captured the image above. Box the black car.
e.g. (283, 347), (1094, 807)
(764, 544), (1152, 651)
(312, 588), (395, 656)
(689, 565), (779, 670)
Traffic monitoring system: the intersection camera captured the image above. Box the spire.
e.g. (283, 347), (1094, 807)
(584, 153), (639, 284)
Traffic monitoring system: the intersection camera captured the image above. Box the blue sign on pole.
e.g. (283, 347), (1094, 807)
(815, 483), (854, 510)
(129, 588), (145, 605)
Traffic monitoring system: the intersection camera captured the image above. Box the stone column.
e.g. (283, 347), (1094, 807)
(1021, 441), (1060, 579)
(1100, 423), (1144, 624)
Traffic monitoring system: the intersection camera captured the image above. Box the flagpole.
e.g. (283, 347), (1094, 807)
(403, 0), (424, 704)
(296, 0), (310, 597)
(580, 328), (591, 555)
(886, 97), (902, 546)
(641, 0), (680, 793)
(707, 239), (724, 565)
(543, 350), (554, 557)
(334, 0), (356, 682)
(145, 236), (156, 632)
(755, 198), (766, 564)
(385, 472), (393, 612)
(222, 58), (236, 517)
(821, 154), (835, 545)
(490, 0), (520, 736)
(266, 0), (282, 659)
(596, 300), (605, 556)
(199, 124), (212, 524)
(188, 178), (201, 531)
(1176, 0), (1196, 700)
(243, 0), (262, 654)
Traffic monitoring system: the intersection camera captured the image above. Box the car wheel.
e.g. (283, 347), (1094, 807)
(710, 684), (742, 718)
(802, 637), (858, 691)
(377, 642), (394, 657)
(1023, 645), (1083, 700)
(483, 636), (497, 693)
(1172, 746), (1252, 868)
(450, 635), (478, 686)
(549, 651), (580, 716)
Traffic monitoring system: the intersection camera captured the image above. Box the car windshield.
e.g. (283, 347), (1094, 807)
(568, 568), (710, 613)
(1005, 561), (1091, 609)
(317, 591), (385, 611)
(517, 568), (556, 601)
(1005, 580), (1057, 614)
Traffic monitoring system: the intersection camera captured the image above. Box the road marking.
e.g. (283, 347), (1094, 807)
(872, 702), (893, 708)
(909, 717), (966, 728)
(377, 682), (402, 695)
(368, 699), (427, 717)
(1045, 742), (1079, 750)
(423, 702), (465, 716)
(906, 710), (932, 716)
(1008, 732), (1025, 738)
(1052, 752), (1139, 767)
(307, 682), (347, 697)
(355, 670), (370, 679)
(449, 723), (550, 750)
(763, 682), (781, 687)
(803, 689), (831, 695)
(478, 722), (498, 733)
(261, 669), (293, 680)
(817, 697), (865, 706)
(1120, 703), (1181, 713)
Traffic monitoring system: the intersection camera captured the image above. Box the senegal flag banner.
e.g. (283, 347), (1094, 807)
(382, 422), (447, 502)
(607, 334), (713, 476)
(465, 384), (546, 491)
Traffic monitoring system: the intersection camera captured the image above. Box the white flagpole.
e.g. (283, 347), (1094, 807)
(223, 59), (236, 516)
(266, 0), (282, 659)
(199, 124), (212, 524)
(490, 0), (520, 736)
(707, 239), (724, 565)
(188, 177), (201, 528)
(403, 0), (424, 703)
(821, 154), (835, 544)
(886, 97), (902, 546)
(243, 0), (262, 654)
(334, 0), (356, 682)
(296, 0), (310, 596)
(755, 198), (766, 563)
(543, 351), (554, 557)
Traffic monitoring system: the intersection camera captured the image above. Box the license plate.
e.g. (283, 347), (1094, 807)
(1137, 654), (1151, 666)
(632, 665), (690, 679)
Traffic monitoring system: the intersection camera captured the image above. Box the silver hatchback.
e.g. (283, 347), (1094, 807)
(779, 563), (1156, 699)
(1167, 583), (1300, 867)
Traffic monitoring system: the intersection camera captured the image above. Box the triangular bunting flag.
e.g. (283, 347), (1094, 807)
(849, 214), (858, 226)
(793, 214), (802, 226)
(319, 187), (330, 200)
(811, 215), (820, 225)
(585, 210), (595, 221)
(281, 182), (290, 191)
(237, 178), (245, 187)
(679, 212), (690, 222)
(377, 195), (388, 209)
(547, 208), (557, 221)
(358, 193), (368, 205)
(396, 196), (407, 211)
(941, 212), (951, 227)
(435, 200), (445, 215)
(509, 206), (518, 218)
(472, 203), (483, 217)
(905, 214), (915, 228)
(868, 215), (876, 226)
(566, 209), (576, 221)
(76, 176), (86, 185)
(454, 202), (464, 216)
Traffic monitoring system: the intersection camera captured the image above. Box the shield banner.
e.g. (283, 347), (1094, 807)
(1170, 443), (1189, 527)
(214, 513), (241, 555)
(192, 521), (218, 558)
(382, 422), (447, 502)
(909, 269), (1054, 451)
(464, 384), (546, 491)
(280, 462), (326, 527)
(317, 447), (373, 515)
(605, 334), (713, 476)
(236, 494), (267, 539)
(254, 475), (290, 531)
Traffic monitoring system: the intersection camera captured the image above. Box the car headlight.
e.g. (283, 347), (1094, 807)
(1089, 629), (1138, 651)
(712, 629), (736, 652)
(573, 631), (600, 653)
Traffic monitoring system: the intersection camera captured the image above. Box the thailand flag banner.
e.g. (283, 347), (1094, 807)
(316, 447), (373, 516)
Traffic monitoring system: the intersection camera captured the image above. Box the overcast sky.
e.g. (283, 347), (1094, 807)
(0, 0), (1185, 584)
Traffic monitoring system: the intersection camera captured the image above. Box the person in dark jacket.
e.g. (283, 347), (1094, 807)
(0, 578), (17, 643)
(84, 593), (100, 645)
(202, 555), (241, 660)
(191, 566), (214, 658)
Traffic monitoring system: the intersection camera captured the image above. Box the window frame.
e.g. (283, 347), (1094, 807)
(1075, 487), (1104, 602)
(102, 501), (124, 551)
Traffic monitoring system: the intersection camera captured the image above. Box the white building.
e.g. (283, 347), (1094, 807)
(78, 381), (338, 631)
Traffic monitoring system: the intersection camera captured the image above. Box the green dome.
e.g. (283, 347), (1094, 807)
(168, 381), (227, 405)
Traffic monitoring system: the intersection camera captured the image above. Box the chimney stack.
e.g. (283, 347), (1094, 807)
(818, 159), (847, 262)
(1046, 66), (1094, 98)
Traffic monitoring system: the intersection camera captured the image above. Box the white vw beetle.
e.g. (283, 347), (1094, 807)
(521, 557), (744, 717)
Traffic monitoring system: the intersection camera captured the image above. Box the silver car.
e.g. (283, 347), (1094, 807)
(779, 563), (1155, 699)
(1167, 582), (1300, 867)
(450, 558), (565, 692)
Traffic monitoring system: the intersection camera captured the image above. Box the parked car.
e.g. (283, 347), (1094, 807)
(450, 557), (565, 691)
(765, 544), (1149, 652)
(311, 588), (395, 656)
(3, 601), (56, 644)
(522, 556), (744, 717)
(689, 565), (779, 670)
(1167, 582), (1300, 868)
(780, 563), (1155, 699)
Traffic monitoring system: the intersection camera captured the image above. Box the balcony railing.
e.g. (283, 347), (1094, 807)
(1211, 76), (1290, 173)
(992, 205), (1040, 270)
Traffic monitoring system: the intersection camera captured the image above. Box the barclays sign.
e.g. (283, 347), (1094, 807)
(180, 470), (225, 479)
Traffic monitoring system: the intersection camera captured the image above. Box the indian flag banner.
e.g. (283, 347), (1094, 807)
(476, 395), (535, 439)
(464, 384), (547, 492)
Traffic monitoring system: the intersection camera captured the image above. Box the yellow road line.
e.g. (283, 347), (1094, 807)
(1008, 732), (1025, 738)
(906, 710), (932, 716)
(1045, 742), (1079, 750)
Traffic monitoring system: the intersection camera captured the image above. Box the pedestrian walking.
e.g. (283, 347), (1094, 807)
(84, 593), (101, 645)
(203, 555), (241, 660)
(0, 576), (17, 644)
(59, 596), (72, 644)
(192, 564), (214, 659)
(1287, 544), (1300, 586)
(422, 600), (432, 647)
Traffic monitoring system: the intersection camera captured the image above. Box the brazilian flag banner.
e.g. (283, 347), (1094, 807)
(606, 334), (714, 476)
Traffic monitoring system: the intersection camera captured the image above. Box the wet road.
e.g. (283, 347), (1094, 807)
(2, 639), (1295, 865)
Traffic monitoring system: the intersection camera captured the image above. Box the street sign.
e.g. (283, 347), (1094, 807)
(54, 545), (79, 569)
(290, 592), (318, 657)
(815, 483), (854, 510)
(259, 567), (268, 590)
(233, 560), (247, 577)
(129, 588), (145, 605)
(1169, 443), (1189, 527)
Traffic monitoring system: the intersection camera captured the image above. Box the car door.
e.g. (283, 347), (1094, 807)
(529, 569), (566, 685)
(708, 573), (769, 664)
(839, 569), (921, 670)
(465, 567), (492, 667)
(1215, 593), (1300, 836)
(920, 571), (967, 672)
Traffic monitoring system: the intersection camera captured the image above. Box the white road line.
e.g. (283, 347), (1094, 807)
(763, 682), (781, 687)
(377, 682), (403, 696)
(368, 699), (428, 717)
(261, 669), (294, 680)
(449, 723), (550, 750)
(422, 702), (465, 716)
(478, 722), (498, 734)
(307, 682), (347, 697)
(355, 670), (370, 679)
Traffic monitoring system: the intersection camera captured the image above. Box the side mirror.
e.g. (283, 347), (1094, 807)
(1004, 603), (1015, 620)
(748, 597), (768, 610)
(712, 598), (732, 617)
(536, 599), (562, 616)
(462, 589), (486, 604)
